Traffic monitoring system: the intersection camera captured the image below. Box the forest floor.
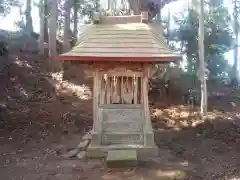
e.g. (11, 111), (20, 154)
(0, 53), (240, 180)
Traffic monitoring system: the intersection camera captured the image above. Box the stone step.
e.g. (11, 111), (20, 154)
(87, 144), (158, 160)
(106, 150), (138, 167)
(101, 132), (144, 145)
(103, 121), (143, 132)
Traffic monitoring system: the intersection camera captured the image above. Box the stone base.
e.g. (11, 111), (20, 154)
(87, 144), (158, 160)
(88, 130), (158, 160)
(144, 132), (155, 146)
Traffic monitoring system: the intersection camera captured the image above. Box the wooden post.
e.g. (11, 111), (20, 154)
(134, 76), (138, 104)
(142, 64), (151, 129)
(93, 69), (100, 131)
(107, 77), (111, 104)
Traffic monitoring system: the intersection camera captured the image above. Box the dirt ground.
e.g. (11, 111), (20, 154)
(0, 53), (240, 180)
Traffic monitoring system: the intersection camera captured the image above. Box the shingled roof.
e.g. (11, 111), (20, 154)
(57, 15), (181, 63)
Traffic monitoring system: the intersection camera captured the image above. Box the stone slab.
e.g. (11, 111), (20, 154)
(106, 150), (138, 167)
(77, 151), (87, 160)
(77, 140), (90, 150)
(102, 108), (144, 122)
(62, 148), (80, 158)
(102, 132), (144, 145)
(103, 121), (143, 132)
(82, 133), (92, 140)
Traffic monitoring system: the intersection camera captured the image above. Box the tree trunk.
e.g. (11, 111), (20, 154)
(128, 0), (140, 14)
(73, 0), (78, 38)
(44, 0), (48, 42)
(25, 0), (33, 33)
(48, 0), (60, 71)
(63, 0), (72, 53)
(198, 0), (207, 116)
(233, 0), (239, 85)
(39, 1), (45, 55)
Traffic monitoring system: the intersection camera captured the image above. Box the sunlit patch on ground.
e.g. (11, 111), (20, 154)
(13, 56), (33, 69)
(48, 71), (92, 100)
(155, 169), (186, 179)
(151, 104), (240, 130)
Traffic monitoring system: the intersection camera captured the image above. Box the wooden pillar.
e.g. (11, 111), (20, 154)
(91, 68), (102, 147)
(142, 64), (155, 146)
(142, 64), (151, 129)
(93, 68), (100, 132)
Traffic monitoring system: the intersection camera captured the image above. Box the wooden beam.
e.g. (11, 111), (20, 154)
(56, 55), (181, 63)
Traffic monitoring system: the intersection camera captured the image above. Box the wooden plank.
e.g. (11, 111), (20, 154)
(91, 23), (147, 27)
(104, 72), (142, 77)
(94, 62), (143, 70)
(71, 48), (171, 54)
(79, 38), (153, 43)
(78, 43), (164, 48)
(121, 76), (124, 103)
(99, 104), (143, 109)
(91, 31), (150, 35)
(107, 77), (111, 104)
(99, 76), (105, 105)
(110, 77), (113, 104)
(134, 77), (138, 104)
(141, 76), (144, 104)
(86, 34), (154, 39)
(101, 15), (142, 25)
(63, 52), (177, 58)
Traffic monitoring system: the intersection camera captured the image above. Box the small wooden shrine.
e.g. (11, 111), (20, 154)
(57, 12), (181, 159)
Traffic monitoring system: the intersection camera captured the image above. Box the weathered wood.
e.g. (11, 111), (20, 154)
(102, 71), (142, 77)
(93, 69), (100, 132)
(134, 77), (138, 104)
(106, 77), (111, 104)
(99, 104), (143, 109)
(89, 62), (156, 157)
(142, 64), (152, 132)
(121, 76), (124, 103)
(91, 62), (143, 71)
(100, 76), (105, 105)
